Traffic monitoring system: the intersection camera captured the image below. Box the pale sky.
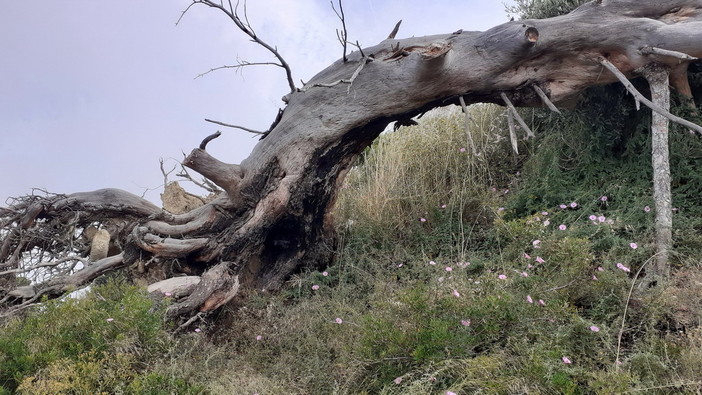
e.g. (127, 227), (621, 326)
(0, 1), (514, 205)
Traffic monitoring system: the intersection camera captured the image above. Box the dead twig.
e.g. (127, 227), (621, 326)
(639, 46), (697, 62)
(195, 61), (284, 79)
(331, 0), (348, 62)
(204, 119), (265, 135)
(185, 0), (296, 93)
(598, 57), (702, 135)
(532, 85), (561, 114)
(458, 96), (477, 155)
(501, 92), (535, 138)
(301, 56), (374, 93)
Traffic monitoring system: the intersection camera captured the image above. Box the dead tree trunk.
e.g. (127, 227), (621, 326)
(641, 64), (673, 280)
(2, 0), (702, 321)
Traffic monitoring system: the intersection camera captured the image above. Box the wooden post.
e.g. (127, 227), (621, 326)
(640, 64), (672, 280)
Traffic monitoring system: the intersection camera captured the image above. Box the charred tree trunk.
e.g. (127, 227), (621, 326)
(2, 0), (702, 321)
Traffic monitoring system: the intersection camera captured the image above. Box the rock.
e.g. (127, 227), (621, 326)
(161, 182), (206, 214)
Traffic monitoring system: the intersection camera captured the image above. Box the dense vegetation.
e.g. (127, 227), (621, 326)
(2, 2), (702, 393)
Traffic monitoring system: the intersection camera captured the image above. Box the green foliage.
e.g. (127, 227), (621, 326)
(505, 0), (589, 19)
(0, 279), (203, 394)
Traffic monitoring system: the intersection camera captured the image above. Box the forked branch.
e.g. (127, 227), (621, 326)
(331, 0), (349, 62)
(598, 57), (702, 135)
(186, 0), (296, 93)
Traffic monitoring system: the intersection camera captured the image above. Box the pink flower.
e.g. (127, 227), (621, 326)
(256, 335), (263, 341)
(541, 211), (549, 216)
(592, 275), (598, 280)
(527, 263), (534, 269)
(597, 266), (604, 272)
(521, 271), (529, 277)
(164, 292), (173, 297)
(194, 328), (201, 333)
(629, 242), (638, 249)
(459, 147), (466, 153)
(429, 260), (437, 265)
(589, 326), (600, 332)
(644, 206), (651, 212)
(498, 207), (505, 212)
(397, 263), (403, 268)
(461, 319), (471, 326)
(312, 285), (320, 290)
(538, 299), (546, 306)
(457, 261), (470, 268)
(600, 196), (608, 202)
(598, 215), (606, 223)
(616, 263), (631, 273)
(535, 256), (545, 264)
(452, 290), (461, 297)
(445, 266), (453, 272)
(322, 271), (329, 276)
(498, 274), (507, 280)
(532, 240), (541, 248)
(559, 224), (567, 231)
(562, 356), (572, 364)
(504, 189), (510, 194)
(441, 204), (447, 209)
(420, 217), (427, 222)
(335, 317), (343, 324)
(543, 220), (551, 226)
(394, 377), (403, 384)
(570, 202), (578, 208)
(589, 215), (597, 221)
(559, 204), (567, 209)
(526, 295), (533, 303)
(106, 318), (114, 322)
(447, 392), (458, 395)
(523, 253), (532, 259)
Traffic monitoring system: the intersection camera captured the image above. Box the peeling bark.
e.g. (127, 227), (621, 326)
(2, 0), (702, 321)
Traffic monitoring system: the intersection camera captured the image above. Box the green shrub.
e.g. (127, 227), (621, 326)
(0, 279), (203, 394)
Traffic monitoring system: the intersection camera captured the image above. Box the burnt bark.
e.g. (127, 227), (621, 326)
(2, 0), (702, 321)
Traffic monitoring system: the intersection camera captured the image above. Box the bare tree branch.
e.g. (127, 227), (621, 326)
(532, 85), (561, 114)
(199, 131), (222, 150)
(500, 93), (535, 138)
(204, 119), (265, 135)
(458, 96), (477, 155)
(195, 61), (284, 79)
(640, 46), (697, 62)
(598, 57), (702, 135)
(189, 0), (296, 93)
(331, 0), (348, 62)
(300, 56), (374, 93)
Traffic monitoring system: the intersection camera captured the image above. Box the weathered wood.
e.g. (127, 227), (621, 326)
(3, 0), (702, 321)
(641, 64), (673, 279)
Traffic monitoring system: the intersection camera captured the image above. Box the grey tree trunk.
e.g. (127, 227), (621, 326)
(2, 0), (701, 321)
(641, 64), (673, 280)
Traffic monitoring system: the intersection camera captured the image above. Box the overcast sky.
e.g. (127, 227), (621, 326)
(1, 1), (514, 205)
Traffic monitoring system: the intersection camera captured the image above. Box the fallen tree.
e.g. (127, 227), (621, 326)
(2, 0), (701, 323)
